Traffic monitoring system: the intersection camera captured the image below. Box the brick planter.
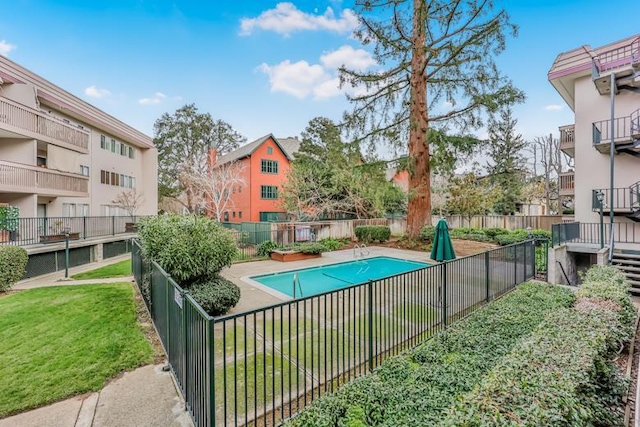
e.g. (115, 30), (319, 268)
(39, 232), (80, 244)
(270, 250), (321, 262)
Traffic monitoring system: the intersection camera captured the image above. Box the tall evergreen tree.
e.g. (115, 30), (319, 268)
(341, 0), (524, 238)
(486, 106), (527, 214)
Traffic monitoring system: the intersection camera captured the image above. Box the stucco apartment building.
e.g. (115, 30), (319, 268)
(0, 55), (157, 219)
(548, 34), (640, 288)
(214, 134), (300, 223)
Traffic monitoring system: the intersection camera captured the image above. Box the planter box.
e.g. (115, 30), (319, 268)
(270, 250), (321, 262)
(39, 232), (80, 244)
(0, 230), (8, 243)
(125, 222), (137, 232)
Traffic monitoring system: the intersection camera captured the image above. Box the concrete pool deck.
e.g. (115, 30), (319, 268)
(221, 246), (435, 314)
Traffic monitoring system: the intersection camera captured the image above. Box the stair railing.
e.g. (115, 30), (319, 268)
(630, 181), (640, 211)
(631, 109), (640, 138)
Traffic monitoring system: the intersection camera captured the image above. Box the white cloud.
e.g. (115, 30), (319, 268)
(320, 45), (375, 71)
(258, 45), (375, 100)
(138, 92), (167, 105)
(0, 40), (16, 56)
(544, 104), (564, 111)
(84, 85), (111, 98)
(258, 60), (330, 98)
(240, 2), (358, 36)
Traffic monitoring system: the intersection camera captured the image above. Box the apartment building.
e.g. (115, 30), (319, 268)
(213, 134), (300, 223)
(548, 34), (640, 288)
(0, 55), (157, 219)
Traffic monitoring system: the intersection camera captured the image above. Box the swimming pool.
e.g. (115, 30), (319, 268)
(250, 256), (429, 298)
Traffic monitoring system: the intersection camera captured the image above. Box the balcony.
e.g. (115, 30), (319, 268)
(592, 36), (640, 95)
(0, 97), (90, 152)
(0, 160), (89, 197)
(559, 124), (575, 157)
(558, 171), (575, 196)
(592, 109), (640, 156)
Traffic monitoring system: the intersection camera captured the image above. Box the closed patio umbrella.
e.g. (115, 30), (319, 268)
(430, 218), (456, 262)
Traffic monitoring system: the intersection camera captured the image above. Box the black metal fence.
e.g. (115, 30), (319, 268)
(0, 216), (145, 247)
(552, 221), (640, 247)
(226, 226), (319, 261)
(133, 239), (536, 427)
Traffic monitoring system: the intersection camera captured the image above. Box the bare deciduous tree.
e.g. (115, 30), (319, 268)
(180, 161), (247, 222)
(528, 133), (573, 214)
(112, 188), (144, 220)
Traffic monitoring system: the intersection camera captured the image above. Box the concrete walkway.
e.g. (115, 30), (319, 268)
(3, 256), (194, 427)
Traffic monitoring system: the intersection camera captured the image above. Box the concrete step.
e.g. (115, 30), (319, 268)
(613, 252), (640, 260)
(613, 258), (640, 267)
(623, 272), (640, 281)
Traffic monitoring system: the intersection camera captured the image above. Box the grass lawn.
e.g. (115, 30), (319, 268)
(0, 283), (154, 417)
(71, 259), (131, 280)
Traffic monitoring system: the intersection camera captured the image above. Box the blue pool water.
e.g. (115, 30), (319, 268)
(251, 256), (429, 298)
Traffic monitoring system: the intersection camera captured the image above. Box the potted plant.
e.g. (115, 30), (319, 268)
(39, 220), (80, 243)
(0, 205), (19, 242)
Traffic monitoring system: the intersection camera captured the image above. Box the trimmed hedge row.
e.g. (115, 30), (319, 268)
(443, 265), (636, 426)
(285, 283), (575, 426)
(355, 226), (391, 243)
(419, 225), (551, 245)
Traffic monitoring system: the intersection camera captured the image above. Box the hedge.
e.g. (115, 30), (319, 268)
(0, 246), (28, 292)
(188, 275), (241, 317)
(285, 283), (575, 426)
(355, 226), (391, 243)
(137, 215), (237, 285)
(444, 265), (636, 426)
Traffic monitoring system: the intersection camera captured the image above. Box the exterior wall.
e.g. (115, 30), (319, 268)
(572, 75), (640, 225)
(248, 138), (291, 222)
(0, 138), (35, 164)
(0, 55), (158, 218)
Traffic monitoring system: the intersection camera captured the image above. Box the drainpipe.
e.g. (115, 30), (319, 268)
(609, 75), (615, 262)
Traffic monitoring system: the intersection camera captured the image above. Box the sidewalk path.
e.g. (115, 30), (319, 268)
(3, 256), (194, 427)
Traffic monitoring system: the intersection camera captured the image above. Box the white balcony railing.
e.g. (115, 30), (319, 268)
(559, 124), (575, 156)
(0, 97), (90, 151)
(0, 160), (89, 196)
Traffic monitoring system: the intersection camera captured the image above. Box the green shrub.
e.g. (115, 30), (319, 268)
(444, 265), (636, 426)
(450, 227), (471, 239)
(444, 305), (625, 426)
(531, 228), (551, 240)
(137, 215), (237, 285)
(354, 226), (391, 243)
(285, 283), (575, 426)
(420, 225), (436, 242)
(0, 246), (28, 292)
(318, 238), (344, 252)
(0, 206), (19, 232)
(187, 275), (240, 316)
(578, 265), (636, 343)
(294, 242), (326, 254)
(484, 227), (509, 239)
(257, 241), (278, 257)
(466, 231), (489, 242)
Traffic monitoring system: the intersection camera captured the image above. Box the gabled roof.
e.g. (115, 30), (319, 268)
(217, 133), (300, 165)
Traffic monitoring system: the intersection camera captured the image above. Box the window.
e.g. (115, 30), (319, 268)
(223, 212), (229, 222)
(232, 212), (236, 218)
(239, 211), (242, 219)
(120, 143), (127, 156)
(101, 170), (110, 185)
(62, 203), (75, 217)
(80, 165), (89, 176)
(110, 139), (117, 153)
(267, 146), (273, 155)
(261, 185), (278, 200)
(261, 159), (279, 174)
(100, 170), (134, 187)
(238, 186), (242, 193)
(100, 135), (107, 149)
(128, 146), (135, 159)
(37, 157), (47, 167)
(79, 204), (89, 216)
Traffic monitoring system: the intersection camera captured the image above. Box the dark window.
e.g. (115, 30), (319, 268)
(261, 185), (278, 200)
(37, 157), (47, 167)
(232, 212), (236, 218)
(261, 159), (279, 174)
(224, 212), (229, 222)
(100, 135), (106, 149)
(238, 186), (242, 193)
(128, 146), (135, 159)
(239, 211), (242, 219)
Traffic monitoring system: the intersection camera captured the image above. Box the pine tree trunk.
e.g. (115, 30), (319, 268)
(406, 0), (431, 240)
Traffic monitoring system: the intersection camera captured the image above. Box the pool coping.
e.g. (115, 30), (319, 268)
(240, 255), (430, 301)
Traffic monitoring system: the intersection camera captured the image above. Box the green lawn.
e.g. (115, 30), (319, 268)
(0, 283), (154, 417)
(71, 259), (131, 280)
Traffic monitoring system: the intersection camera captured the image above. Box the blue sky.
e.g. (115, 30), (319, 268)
(0, 1), (637, 155)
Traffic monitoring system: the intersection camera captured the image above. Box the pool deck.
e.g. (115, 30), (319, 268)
(221, 246), (435, 314)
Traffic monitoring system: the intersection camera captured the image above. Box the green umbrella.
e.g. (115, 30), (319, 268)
(430, 218), (456, 262)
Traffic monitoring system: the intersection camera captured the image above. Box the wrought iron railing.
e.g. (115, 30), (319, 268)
(0, 216), (144, 246)
(132, 239), (537, 427)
